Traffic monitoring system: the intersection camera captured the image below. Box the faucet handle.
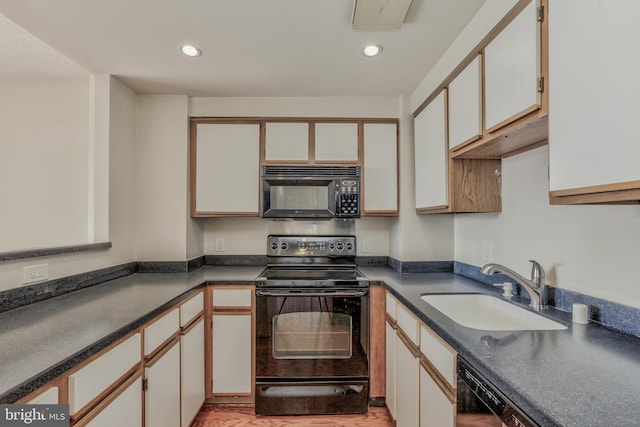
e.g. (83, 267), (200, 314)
(528, 260), (545, 289)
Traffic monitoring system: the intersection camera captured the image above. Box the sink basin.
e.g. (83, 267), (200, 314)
(420, 294), (567, 331)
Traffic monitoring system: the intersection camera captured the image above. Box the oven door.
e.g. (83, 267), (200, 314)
(255, 287), (369, 415)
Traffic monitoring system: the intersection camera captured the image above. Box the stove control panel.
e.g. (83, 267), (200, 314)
(267, 235), (357, 256)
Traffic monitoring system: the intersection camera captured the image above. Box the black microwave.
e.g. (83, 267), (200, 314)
(261, 166), (360, 219)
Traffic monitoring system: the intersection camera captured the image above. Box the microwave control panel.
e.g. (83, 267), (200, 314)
(337, 179), (360, 217)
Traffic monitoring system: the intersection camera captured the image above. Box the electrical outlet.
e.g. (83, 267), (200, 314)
(483, 241), (492, 261)
(361, 237), (371, 253)
(23, 264), (48, 284)
(215, 238), (225, 252)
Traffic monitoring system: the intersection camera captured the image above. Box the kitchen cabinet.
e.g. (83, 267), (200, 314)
(190, 120), (261, 216)
(314, 122), (359, 162)
(144, 339), (181, 427)
(484, 1), (540, 133)
(415, 90), (501, 214)
(74, 374), (142, 427)
(363, 122), (398, 215)
(415, 90), (448, 211)
(264, 122), (309, 162)
(68, 333), (142, 420)
(448, 54), (482, 151)
(210, 286), (254, 397)
(23, 385), (59, 405)
(548, 0), (640, 204)
(395, 304), (421, 427)
(419, 325), (456, 427)
(418, 0), (548, 160)
(143, 308), (181, 427)
(180, 291), (205, 427)
(385, 293), (398, 420)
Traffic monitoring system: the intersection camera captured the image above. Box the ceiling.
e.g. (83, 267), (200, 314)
(0, 0), (486, 97)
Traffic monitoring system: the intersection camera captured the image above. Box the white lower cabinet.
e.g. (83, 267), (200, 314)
(395, 335), (420, 427)
(144, 340), (181, 427)
(212, 313), (253, 394)
(420, 363), (454, 427)
(78, 375), (143, 427)
(385, 320), (396, 420)
(386, 293), (458, 427)
(181, 318), (205, 427)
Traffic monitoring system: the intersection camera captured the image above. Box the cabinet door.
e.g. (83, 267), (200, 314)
(69, 333), (141, 416)
(415, 90), (448, 210)
(265, 122), (309, 162)
(419, 364), (454, 427)
(363, 123), (398, 214)
(315, 123), (359, 162)
(212, 313), (253, 394)
(26, 386), (58, 405)
(395, 336), (420, 427)
(145, 341), (181, 427)
(193, 122), (260, 214)
(80, 376), (142, 427)
(181, 318), (205, 427)
(549, 0), (640, 199)
(448, 55), (482, 150)
(385, 320), (396, 420)
(484, 0), (539, 132)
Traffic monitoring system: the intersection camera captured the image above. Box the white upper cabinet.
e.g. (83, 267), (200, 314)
(415, 90), (448, 210)
(314, 123), (359, 162)
(448, 55), (482, 150)
(484, 0), (540, 132)
(363, 123), (398, 214)
(265, 122), (309, 162)
(548, 0), (640, 203)
(193, 122), (260, 215)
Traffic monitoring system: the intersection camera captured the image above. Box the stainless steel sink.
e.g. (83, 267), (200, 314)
(420, 294), (567, 331)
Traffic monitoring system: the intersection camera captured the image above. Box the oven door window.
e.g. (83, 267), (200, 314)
(273, 311), (352, 359)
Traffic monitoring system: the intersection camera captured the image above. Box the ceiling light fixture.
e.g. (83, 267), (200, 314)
(362, 44), (382, 57)
(181, 44), (202, 57)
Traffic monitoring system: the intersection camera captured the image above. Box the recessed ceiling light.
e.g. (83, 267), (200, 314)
(362, 44), (382, 57)
(181, 45), (202, 57)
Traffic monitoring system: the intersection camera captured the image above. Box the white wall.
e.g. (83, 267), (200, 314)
(0, 79), (90, 251)
(455, 146), (640, 309)
(0, 76), (139, 291)
(135, 95), (190, 261)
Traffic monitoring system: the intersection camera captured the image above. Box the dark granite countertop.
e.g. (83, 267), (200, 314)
(2, 264), (639, 426)
(0, 266), (263, 403)
(360, 266), (640, 427)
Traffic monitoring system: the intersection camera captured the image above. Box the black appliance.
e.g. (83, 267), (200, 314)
(261, 165), (360, 219)
(255, 235), (369, 415)
(457, 356), (538, 427)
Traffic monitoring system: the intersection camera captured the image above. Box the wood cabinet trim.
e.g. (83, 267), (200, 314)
(144, 334), (181, 367)
(420, 355), (456, 404)
(397, 328), (421, 359)
(181, 313), (205, 334)
(369, 285), (386, 398)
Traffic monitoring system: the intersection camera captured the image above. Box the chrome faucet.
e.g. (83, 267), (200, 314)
(481, 260), (546, 310)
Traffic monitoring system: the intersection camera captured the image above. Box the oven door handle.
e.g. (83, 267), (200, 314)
(256, 288), (368, 297)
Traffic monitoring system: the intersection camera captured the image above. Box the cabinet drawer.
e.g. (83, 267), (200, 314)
(212, 288), (252, 308)
(180, 292), (204, 326)
(144, 308), (180, 355)
(385, 292), (397, 320)
(68, 333), (141, 415)
(26, 386), (58, 405)
(396, 304), (420, 346)
(420, 325), (456, 388)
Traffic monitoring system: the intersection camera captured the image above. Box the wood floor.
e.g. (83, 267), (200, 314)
(190, 404), (395, 427)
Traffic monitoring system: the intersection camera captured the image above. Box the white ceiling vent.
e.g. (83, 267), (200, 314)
(352, 0), (414, 30)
